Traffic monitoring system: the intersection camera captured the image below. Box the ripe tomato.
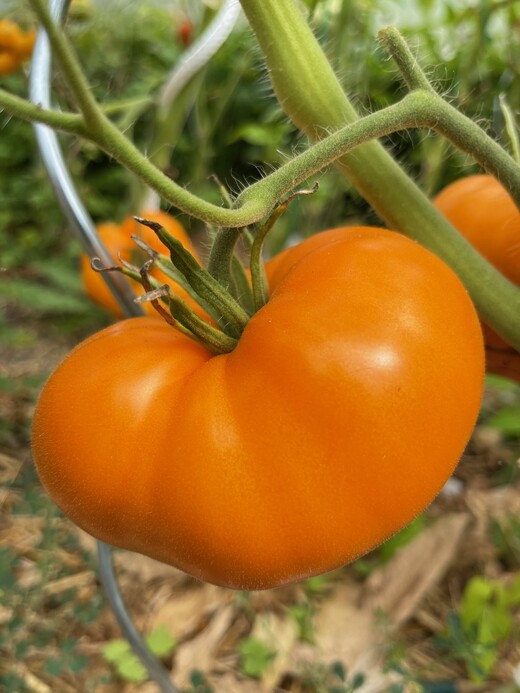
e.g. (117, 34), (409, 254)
(81, 210), (198, 318)
(33, 227), (484, 590)
(0, 20), (35, 76)
(434, 174), (520, 382)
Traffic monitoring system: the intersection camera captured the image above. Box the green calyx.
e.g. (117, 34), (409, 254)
(135, 217), (250, 340)
(126, 214), (272, 354)
(128, 193), (312, 354)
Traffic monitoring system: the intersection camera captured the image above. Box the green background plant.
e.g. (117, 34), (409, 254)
(435, 575), (520, 682)
(102, 624), (176, 682)
(2, 0), (519, 272)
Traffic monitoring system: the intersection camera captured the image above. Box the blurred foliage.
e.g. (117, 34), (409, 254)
(102, 625), (176, 683)
(0, 0), (519, 323)
(434, 574), (520, 682)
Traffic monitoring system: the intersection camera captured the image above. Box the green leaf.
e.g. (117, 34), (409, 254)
(145, 625), (176, 657)
(479, 608), (512, 644)
(70, 654), (89, 673)
(238, 637), (276, 679)
(30, 259), (85, 295)
(0, 279), (94, 315)
(102, 638), (131, 663)
(460, 576), (494, 630)
(466, 641), (497, 682)
(485, 374), (520, 392)
(304, 573), (331, 594)
(329, 660), (347, 681)
(504, 574), (520, 607)
(116, 654), (148, 683)
(288, 603), (314, 643)
(487, 407), (520, 436)
(351, 672), (366, 689)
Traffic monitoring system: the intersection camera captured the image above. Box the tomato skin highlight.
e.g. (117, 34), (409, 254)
(81, 210), (197, 318)
(434, 174), (520, 382)
(33, 227), (484, 590)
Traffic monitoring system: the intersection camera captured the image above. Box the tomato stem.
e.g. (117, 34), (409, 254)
(3, 3), (520, 349)
(230, 255), (256, 315)
(498, 95), (520, 167)
(29, 0), (105, 135)
(135, 217), (250, 339)
(250, 184), (320, 312)
(206, 227), (242, 292)
(250, 211), (281, 312)
(165, 291), (238, 354)
(377, 26), (435, 94)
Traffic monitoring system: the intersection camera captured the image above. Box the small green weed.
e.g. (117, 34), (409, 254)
(102, 624), (176, 683)
(181, 669), (214, 693)
(288, 601), (315, 644)
(238, 636), (276, 679)
(434, 575), (520, 681)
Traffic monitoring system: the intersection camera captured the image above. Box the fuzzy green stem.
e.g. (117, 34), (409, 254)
(29, 0), (104, 133)
(237, 0), (424, 221)
(0, 89), (87, 136)
(3, 10), (520, 347)
(206, 227), (243, 291)
(377, 27), (520, 207)
(230, 255), (255, 314)
(250, 184), (319, 311)
(250, 205), (287, 311)
(5, 81), (520, 347)
(236, 1), (520, 349)
(135, 218), (250, 338)
(499, 95), (520, 166)
(166, 291), (238, 354)
(427, 95), (520, 208)
(377, 26), (434, 93)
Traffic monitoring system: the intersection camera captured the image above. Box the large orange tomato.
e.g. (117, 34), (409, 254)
(81, 210), (198, 318)
(434, 174), (520, 382)
(33, 227), (484, 590)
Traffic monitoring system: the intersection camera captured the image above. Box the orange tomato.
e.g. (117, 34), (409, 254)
(81, 210), (198, 318)
(33, 227), (484, 589)
(434, 174), (520, 382)
(0, 52), (19, 75)
(434, 175), (520, 287)
(0, 20), (36, 76)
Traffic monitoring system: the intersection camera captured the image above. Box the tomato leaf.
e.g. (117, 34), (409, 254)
(238, 637), (276, 679)
(487, 407), (520, 436)
(145, 625), (176, 657)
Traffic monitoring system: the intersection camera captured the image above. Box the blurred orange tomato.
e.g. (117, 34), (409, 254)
(0, 19), (36, 76)
(434, 174), (520, 383)
(81, 210), (199, 318)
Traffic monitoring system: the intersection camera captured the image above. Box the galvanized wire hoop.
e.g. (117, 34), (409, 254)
(29, 1), (240, 690)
